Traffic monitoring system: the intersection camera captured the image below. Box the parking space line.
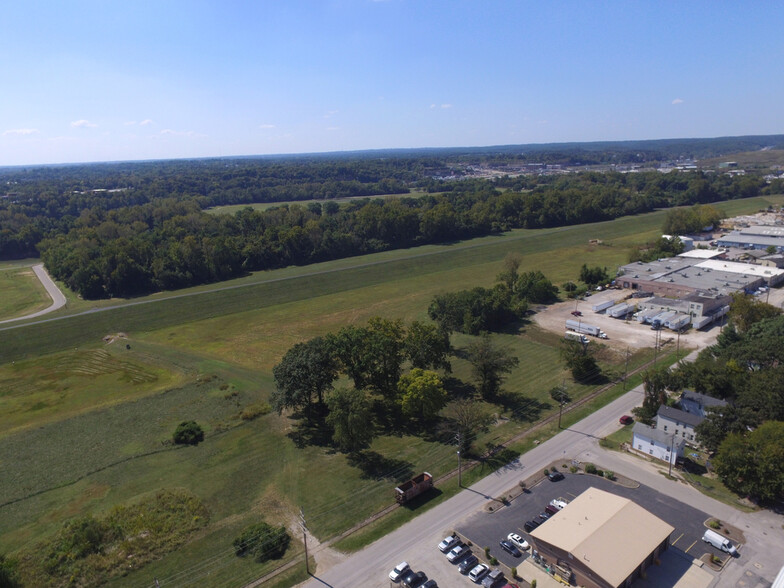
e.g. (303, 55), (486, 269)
(671, 532), (684, 546)
(566, 492), (578, 499)
(684, 539), (697, 553)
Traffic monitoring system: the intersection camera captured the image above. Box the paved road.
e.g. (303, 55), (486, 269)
(0, 263), (67, 324)
(298, 345), (784, 588)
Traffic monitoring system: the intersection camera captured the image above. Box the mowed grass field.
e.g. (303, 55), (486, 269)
(0, 196), (779, 587)
(0, 265), (51, 321)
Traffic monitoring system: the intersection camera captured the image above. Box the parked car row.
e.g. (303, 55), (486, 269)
(431, 533), (519, 587)
(388, 562), (438, 588)
(523, 497), (569, 534)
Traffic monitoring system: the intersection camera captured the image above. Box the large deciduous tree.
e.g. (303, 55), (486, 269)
(325, 387), (375, 453)
(714, 421), (784, 503)
(466, 334), (519, 399)
(271, 336), (338, 414)
(397, 368), (448, 421)
(404, 321), (452, 372)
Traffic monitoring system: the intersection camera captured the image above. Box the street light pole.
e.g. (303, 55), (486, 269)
(457, 431), (462, 487)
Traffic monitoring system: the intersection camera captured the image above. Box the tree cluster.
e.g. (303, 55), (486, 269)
(233, 522), (291, 562)
(428, 266), (557, 335)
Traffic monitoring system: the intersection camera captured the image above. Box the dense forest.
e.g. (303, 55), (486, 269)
(1, 139), (782, 298)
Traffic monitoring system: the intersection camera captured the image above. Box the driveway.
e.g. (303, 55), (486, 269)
(0, 263), (67, 324)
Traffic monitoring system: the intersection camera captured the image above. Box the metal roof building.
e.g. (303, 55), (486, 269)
(529, 487), (674, 588)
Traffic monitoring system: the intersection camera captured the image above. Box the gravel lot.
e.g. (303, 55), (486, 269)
(532, 289), (720, 353)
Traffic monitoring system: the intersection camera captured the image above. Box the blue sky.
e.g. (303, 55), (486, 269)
(1, 1), (783, 165)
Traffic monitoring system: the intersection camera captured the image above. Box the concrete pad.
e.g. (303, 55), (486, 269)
(635, 549), (714, 588)
(519, 559), (569, 587)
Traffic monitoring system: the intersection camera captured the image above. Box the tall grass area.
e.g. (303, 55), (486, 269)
(0, 196), (777, 586)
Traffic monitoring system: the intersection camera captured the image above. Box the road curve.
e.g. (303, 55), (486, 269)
(0, 264), (67, 325)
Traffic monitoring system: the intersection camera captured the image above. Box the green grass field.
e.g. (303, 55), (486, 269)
(0, 195), (778, 587)
(0, 266), (51, 321)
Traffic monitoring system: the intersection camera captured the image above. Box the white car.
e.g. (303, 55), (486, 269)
(468, 563), (489, 583)
(507, 532), (529, 550)
(438, 533), (460, 552)
(389, 561), (410, 581)
(446, 543), (469, 562)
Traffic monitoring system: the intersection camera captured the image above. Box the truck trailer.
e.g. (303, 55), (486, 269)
(607, 303), (633, 318)
(592, 300), (614, 313)
(665, 314), (691, 331)
(395, 472), (433, 504)
(565, 331), (589, 344)
(565, 319), (608, 339)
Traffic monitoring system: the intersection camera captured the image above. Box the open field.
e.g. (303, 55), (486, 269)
(0, 265), (50, 321)
(700, 149), (784, 169)
(205, 189), (434, 215)
(0, 195), (779, 586)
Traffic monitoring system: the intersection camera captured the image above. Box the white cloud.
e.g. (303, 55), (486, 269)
(440, 103), (452, 109)
(124, 121), (137, 126)
(3, 128), (39, 136)
(139, 119), (153, 126)
(672, 98), (684, 105)
(159, 129), (205, 138)
(71, 119), (97, 128)
(326, 126), (340, 131)
(430, 103), (452, 109)
(259, 124), (276, 129)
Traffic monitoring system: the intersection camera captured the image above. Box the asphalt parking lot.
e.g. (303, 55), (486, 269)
(455, 471), (739, 573)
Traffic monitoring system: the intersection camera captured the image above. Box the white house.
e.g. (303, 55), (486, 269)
(632, 422), (685, 465)
(656, 405), (703, 446)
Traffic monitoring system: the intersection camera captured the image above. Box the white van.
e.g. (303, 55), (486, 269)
(702, 529), (737, 555)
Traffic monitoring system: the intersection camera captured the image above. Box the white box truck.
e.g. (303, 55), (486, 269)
(702, 529), (737, 555)
(565, 331), (589, 344)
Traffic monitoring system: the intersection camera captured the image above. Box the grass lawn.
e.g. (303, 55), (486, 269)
(0, 196), (777, 586)
(0, 266), (51, 321)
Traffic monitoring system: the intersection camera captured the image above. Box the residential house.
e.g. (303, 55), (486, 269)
(656, 405), (703, 446)
(679, 390), (728, 419)
(631, 422), (685, 465)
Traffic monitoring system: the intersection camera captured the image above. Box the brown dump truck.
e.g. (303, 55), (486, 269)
(394, 472), (434, 504)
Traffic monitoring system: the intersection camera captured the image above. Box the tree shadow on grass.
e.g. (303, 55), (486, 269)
(346, 450), (414, 482)
(286, 405), (333, 449)
(442, 376), (476, 400)
(493, 390), (551, 423)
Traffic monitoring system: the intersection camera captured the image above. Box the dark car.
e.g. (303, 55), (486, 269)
(548, 471), (564, 481)
(619, 415), (634, 425)
(538, 511), (550, 521)
(545, 504), (560, 516)
(458, 554), (479, 574)
(523, 520), (540, 533)
(571, 310), (582, 316)
(499, 539), (521, 557)
(423, 581), (438, 588)
(401, 570), (427, 588)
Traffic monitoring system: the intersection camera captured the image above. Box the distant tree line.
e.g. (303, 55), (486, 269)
(0, 155), (774, 298)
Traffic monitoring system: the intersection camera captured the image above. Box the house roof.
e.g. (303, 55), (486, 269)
(530, 487), (674, 588)
(632, 422), (687, 449)
(657, 405), (704, 428)
(681, 389), (728, 409)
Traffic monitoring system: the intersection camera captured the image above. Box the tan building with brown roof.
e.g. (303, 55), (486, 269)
(529, 487), (674, 588)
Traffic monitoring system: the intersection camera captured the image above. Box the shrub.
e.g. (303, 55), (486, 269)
(484, 546), (490, 558)
(595, 469), (604, 477)
(543, 468), (549, 475)
(531, 580), (537, 588)
(489, 556), (498, 565)
(240, 403), (272, 420)
(569, 465), (577, 473)
(585, 463), (597, 474)
(233, 522), (291, 563)
(173, 421), (204, 445)
(603, 470), (615, 480)
(709, 519), (721, 530)
(510, 566), (517, 578)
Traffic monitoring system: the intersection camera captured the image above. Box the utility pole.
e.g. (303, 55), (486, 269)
(456, 431), (462, 487)
(300, 507), (309, 574)
(668, 435), (675, 477)
(622, 347), (630, 391)
(557, 380), (566, 429)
